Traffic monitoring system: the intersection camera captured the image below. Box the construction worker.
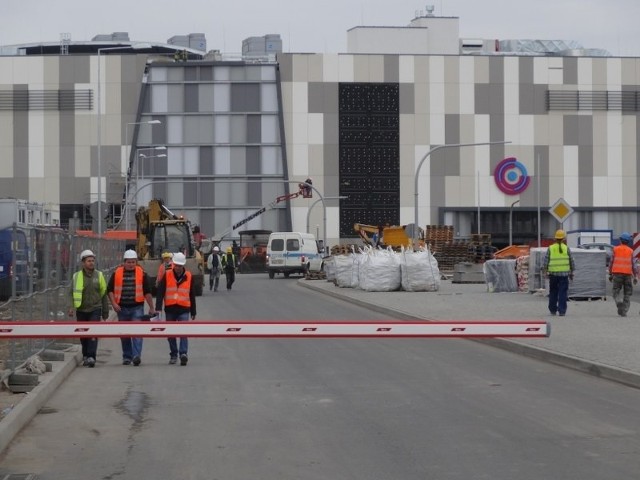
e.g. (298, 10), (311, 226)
(157, 251), (173, 286)
(543, 229), (575, 317)
(207, 246), (221, 291)
(156, 252), (196, 366)
(107, 250), (156, 366)
(68, 250), (109, 368)
(609, 232), (638, 317)
(221, 246), (237, 290)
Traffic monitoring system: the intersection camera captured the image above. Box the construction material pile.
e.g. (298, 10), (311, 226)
(326, 247), (441, 292)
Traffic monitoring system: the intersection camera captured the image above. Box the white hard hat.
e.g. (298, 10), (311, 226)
(123, 250), (138, 260)
(213, 246), (219, 252)
(80, 249), (95, 260)
(172, 252), (187, 265)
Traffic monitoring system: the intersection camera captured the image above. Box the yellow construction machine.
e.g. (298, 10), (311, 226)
(135, 199), (204, 295)
(353, 223), (424, 249)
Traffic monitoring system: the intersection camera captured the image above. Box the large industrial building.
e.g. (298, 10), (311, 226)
(1, 11), (639, 247)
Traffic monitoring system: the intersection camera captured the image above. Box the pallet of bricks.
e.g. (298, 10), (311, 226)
(468, 234), (497, 263)
(426, 225), (471, 272)
(330, 244), (356, 256)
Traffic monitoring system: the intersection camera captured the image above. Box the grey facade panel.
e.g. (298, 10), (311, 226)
(578, 145), (594, 207)
(60, 113), (74, 146)
(519, 84), (535, 115)
(308, 83), (325, 114)
(277, 54), (293, 82)
(475, 84), (490, 114)
(399, 83), (414, 114)
(59, 146), (75, 180)
(60, 55), (90, 84)
(247, 115), (261, 143)
(444, 114), (460, 145)
(231, 84), (260, 112)
(383, 55), (399, 83)
(488, 57), (504, 85)
(0, 178), (28, 201)
(151, 117), (167, 146)
(247, 175), (262, 205)
(533, 84), (547, 115)
(184, 182), (198, 206)
(184, 84), (199, 112)
(199, 183), (215, 207)
(489, 84), (504, 115)
(563, 57), (578, 85)
(489, 115), (505, 143)
(518, 57), (534, 85)
(199, 146), (213, 175)
(563, 115), (579, 145)
(246, 146), (261, 175)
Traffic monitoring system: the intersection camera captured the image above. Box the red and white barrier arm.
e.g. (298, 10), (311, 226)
(0, 321), (550, 338)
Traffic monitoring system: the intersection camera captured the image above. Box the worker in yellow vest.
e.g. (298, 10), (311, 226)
(609, 232), (638, 317)
(68, 250), (109, 368)
(543, 230), (575, 316)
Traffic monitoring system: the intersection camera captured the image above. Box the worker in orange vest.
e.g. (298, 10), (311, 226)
(609, 232), (638, 317)
(156, 252), (196, 366)
(156, 251), (173, 287)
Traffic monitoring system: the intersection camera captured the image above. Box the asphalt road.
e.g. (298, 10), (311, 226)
(1, 275), (640, 479)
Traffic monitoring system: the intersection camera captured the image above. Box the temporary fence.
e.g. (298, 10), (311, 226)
(0, 224), (125, 370)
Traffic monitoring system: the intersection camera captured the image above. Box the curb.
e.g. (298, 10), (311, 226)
(0, 347), (82, 455)
(298, 280), (640, 390)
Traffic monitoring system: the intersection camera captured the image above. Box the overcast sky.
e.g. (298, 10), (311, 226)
(2, 0), (639, 56)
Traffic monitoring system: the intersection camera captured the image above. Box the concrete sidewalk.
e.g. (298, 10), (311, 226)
(299, 278), (640, 389)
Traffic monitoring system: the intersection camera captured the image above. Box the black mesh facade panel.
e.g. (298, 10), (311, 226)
(339, 83), (400, 237)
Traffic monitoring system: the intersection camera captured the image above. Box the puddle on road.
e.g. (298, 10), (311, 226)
(115, 389), (150, 432)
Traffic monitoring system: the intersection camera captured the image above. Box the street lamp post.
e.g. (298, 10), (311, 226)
(135, 152), (167, 207)
(413, 141), (511, 247)
(509, 199), (520, 246)
(306, 195), (348, 251)
(124, 121), (162, 229)
(96, 43), (150, 235)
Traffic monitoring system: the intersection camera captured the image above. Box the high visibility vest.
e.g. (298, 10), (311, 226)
(72, 270), (106, 308)
(611, 244), (634, 274)
(113, 266), (145, 304)
(164, 270), (192, 308)
(547, 243), (571, 273)
(157, 262), (172, 282)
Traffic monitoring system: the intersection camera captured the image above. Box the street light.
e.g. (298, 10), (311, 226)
(509, 199), (520, 246)
(123, 121), (162, 229)
(306, 195), (348, 251)
(135, 153), (167, 207)
(96, 43), (151, 235)
(413, 141), (511, 247)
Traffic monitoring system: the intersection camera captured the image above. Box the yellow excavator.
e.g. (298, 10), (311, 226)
(354, 223), (424, 249)
(135, 199), (204, 295)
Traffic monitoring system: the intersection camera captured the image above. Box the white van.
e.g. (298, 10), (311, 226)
(266, 232), (323, 279)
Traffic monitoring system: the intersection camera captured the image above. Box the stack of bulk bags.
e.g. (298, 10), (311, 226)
(324, 255), (336, 282)
(400, 249), (441, 292)
(358, 248), (401, 292)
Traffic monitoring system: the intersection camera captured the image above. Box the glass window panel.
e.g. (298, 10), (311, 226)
(200, 67), (213, 81)
(184, 116), (201, 144)
(167, 182), (184, 207)
(151, 84), (168, 113)
(214, 116), (230, 143)
(167, 84), (184, 112)
(213, 66), (230, 81)
(167, 68), (183, 82)
(213, 84), (230, 112)
(199, 84), (215, 112)
(261, 115), (280, 143)
(137, 124), (152, 145)
(230, 183), (247, 206)
(230, 115), (246, 144)
(214, 183), (231, 206)
(168, 147), (183, 175)
(214, 146), (231, 174)
(198, 115), (214, 143)
(230, 67), (245, 81)
(199, 184), (215, 207)
(184, 184), (198, 206)
(167, 116), (183, 144)
(261, 83), (278, 112)
(261, 146), (281, 175)
(150, 67), (167, 82)
(261, 66), (277, 81)
(230, 147), (246, 174)
(184, 147), (199, 175)
(184, 67), (197, 81)
(246, 66), (262, 81)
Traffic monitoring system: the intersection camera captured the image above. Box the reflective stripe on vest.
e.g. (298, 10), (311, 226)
(113, 266), (144, 304)
(164, 270), (192, 308)
(72, 270), (106, 308)
(611, 244), (633, 274)
(547, 243), (571, 273)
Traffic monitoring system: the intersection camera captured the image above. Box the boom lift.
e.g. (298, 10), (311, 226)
(135, 199), (204, 295)
(211, 184), (311, 244)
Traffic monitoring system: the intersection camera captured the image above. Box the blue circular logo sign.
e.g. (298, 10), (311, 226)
(494, 157), (530, 195)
